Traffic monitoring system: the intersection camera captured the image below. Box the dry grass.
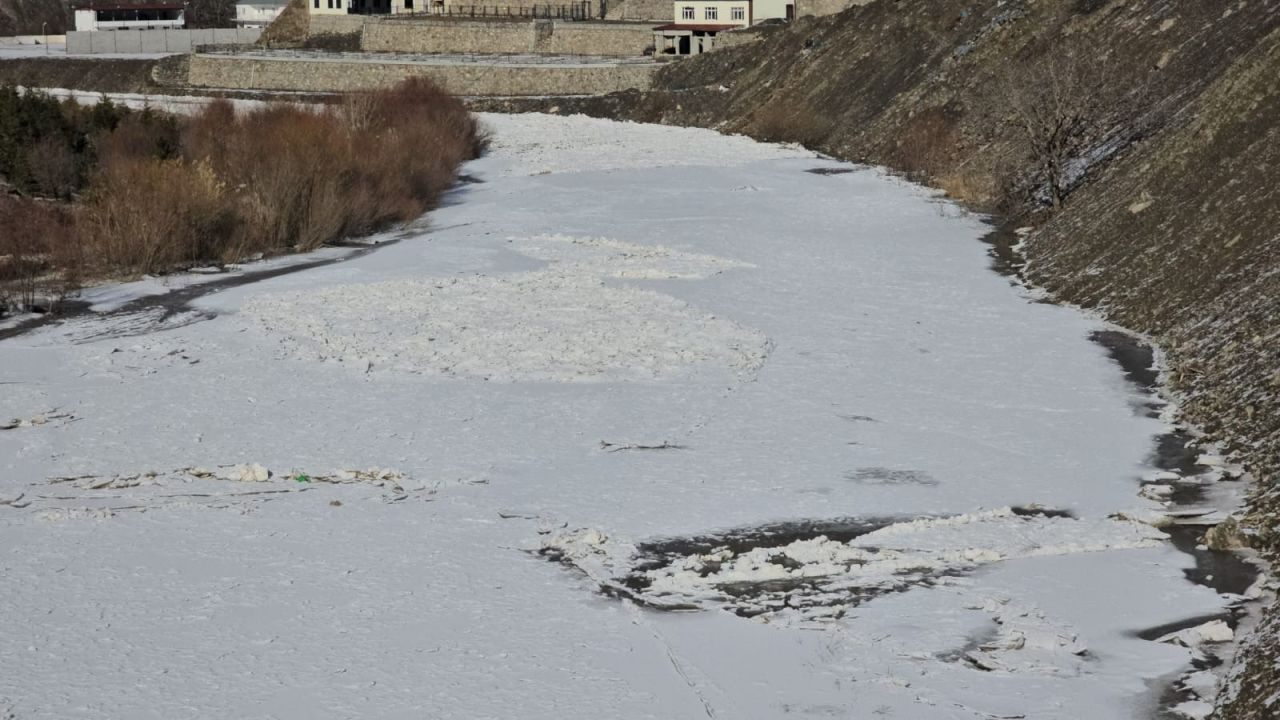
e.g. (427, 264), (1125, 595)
(934, 169), (996, 208)
(0, 195), (80, 311)
(750, 100), (836, 149)
(890, 106), (960, 181)
(0, 78), (483, 315)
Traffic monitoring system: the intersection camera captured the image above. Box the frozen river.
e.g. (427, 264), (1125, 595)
(0, 113), (1240, 719)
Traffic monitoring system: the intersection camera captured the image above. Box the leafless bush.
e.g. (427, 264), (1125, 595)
(994, 46), (1111, 210)
(751, 100), (835, 149)
(82, 158), (235, 274)
(26, 136), (80, 199)
(891, 105), (962, 181)
(4, 77), (481, 291)
(0, 196), (79, 312)
(94, 109), (183, 167)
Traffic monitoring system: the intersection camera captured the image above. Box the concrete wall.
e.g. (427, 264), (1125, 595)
(66, 28), (261, 54)
(752, 0), (791, 20)
(361, 18), (653, 56)
(185, 52), (657, 95)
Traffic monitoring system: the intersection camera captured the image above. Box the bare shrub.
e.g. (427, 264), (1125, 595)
(4, 77), (481, 291)
(82, 158), (235, 275)
(891, 105), (962, 181)
(94, 108), (182, 167)
(201, 104), (351, 253)
(994, 46), (1113, 210)
(27, 135), (80, 199)
(935, 168), (996, 208)
(184, 0), (235, 28)
(338, 90), (379, 132)
(0, 195), (79, 312)
(751, 100), (835, 148)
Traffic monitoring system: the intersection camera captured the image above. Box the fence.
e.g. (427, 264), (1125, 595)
(66, 28), (261, 54)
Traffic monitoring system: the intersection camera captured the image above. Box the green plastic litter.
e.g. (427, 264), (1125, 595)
(295, 474), (310, 483)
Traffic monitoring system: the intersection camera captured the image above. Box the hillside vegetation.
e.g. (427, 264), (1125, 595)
(475, 0), (1280, 715)
(0, 79), (485, 313)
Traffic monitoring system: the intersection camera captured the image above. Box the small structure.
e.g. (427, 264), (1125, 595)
(73, 2), (186, 31)
(310, 0), (591, 17)
(653, 0), (790, 54)
(308, 0), (416, 14)
(235, 0), (289, 26)
(309, 0), (353, 14)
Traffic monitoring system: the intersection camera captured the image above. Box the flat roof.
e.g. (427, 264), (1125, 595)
(654, 22), (740, 31)
(74, 3), (185, 10)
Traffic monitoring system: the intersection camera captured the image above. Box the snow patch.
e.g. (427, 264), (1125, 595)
(959, 596), (1090, 675)
(244, 235), (768, 382)
(479, 112), (810, 177)
(18, 465), (425, 517)
(542, 508), (1166, 624)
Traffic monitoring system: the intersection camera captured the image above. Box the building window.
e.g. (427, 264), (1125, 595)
(704, 6), (717, 19)
(405, 0), (413, 8)
(681, 5), (694, 18)
(731, 5), (744, 19)
(313, 0), (319, 7)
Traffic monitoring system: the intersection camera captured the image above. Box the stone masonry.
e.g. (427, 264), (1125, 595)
(361, 18), (655, 56)
(185, 52), (658, 95)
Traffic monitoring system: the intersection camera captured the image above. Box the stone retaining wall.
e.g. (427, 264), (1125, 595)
(602, 0), (669, 21)
(361, 18), (654, 56)
(185, 52), (657, 95)
(310, 14), (370, 34)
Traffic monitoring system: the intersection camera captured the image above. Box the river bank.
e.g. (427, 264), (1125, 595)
(0, 112), (1255, 719)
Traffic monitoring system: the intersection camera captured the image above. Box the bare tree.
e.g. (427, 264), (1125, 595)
(27, 136), (80, 199)
(996, 46), (1111, 210)
(184, 0), (236, 28)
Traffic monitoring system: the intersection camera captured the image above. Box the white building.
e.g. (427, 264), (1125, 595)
(309, 0), (423, 15)
(73, 2), (186, 31)
(235, 0), (289, 27)
(654, 0), (791, 55)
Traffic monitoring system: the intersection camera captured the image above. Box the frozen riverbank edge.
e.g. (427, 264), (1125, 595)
(0, 107), (1259, 717)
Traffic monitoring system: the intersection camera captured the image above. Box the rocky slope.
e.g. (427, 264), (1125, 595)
(475, 1), (1280, 715)
(0, 0), (68, 35)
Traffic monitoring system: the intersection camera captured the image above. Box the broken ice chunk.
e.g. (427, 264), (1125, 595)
(1157, 619), (1234, 648)
(228, 463), (272, 483)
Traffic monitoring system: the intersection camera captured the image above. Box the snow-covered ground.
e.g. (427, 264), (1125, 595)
(0, 113), (1243, 719)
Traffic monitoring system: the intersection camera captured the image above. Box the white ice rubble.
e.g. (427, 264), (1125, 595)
(243, 234), (769, 381)
(542, 508), (1167, 624)
(13, 465), (422, 520)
